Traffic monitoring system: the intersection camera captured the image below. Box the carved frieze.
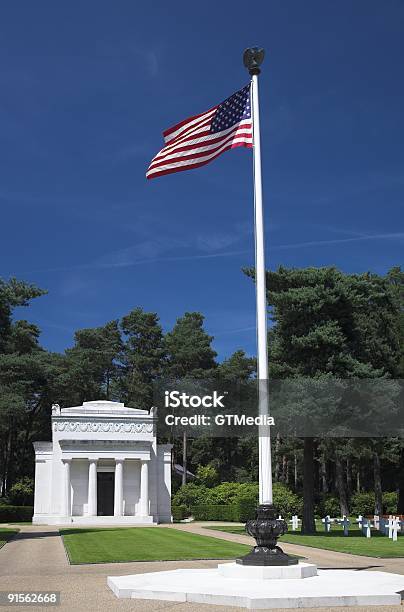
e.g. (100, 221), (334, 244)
(54, 421), (154, 434)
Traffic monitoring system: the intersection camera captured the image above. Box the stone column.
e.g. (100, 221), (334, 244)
(114, 459), (124, 517)
(87, 459), (97, 516)
(62, 459), (71, 517)
(140, 460), (149, 516)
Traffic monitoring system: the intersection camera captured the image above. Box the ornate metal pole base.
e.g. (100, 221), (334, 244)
(237, 504), (298, 566)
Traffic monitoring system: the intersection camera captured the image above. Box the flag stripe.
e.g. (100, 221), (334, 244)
(151, 127), (253, 163)
(147, 84), (252, 179)
(152, 121), (252, 163)
(147, 136), (252, 178)
(148, 138), (253, 174)
(153, 118), (252, 162)
(147, 141), (252, 179)
(148, 127), (253, 170)
(163, 108), (216, 143)
(159, 117), (215, 154)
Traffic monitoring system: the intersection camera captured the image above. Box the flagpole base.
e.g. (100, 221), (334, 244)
(236, 504), (298, 566)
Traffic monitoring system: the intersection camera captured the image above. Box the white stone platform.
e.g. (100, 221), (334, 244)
(218, 561), (317, 580)
(107, 563), (404, 609)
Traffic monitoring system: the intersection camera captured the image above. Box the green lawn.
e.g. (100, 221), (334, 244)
(0, 528), (18, 549)
(207, 525), (404, 558)
(60, 527), (251, 564)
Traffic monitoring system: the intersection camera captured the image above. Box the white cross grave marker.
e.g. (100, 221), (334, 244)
(388, 517), (394, 539)
(322, 515), (332, 533)
(392, 518), (399, 542)
(290, 515), (300, 531)
(362, 519), (371, 538)
(339, 515), (350, 536)
(373, 515), (380, 530)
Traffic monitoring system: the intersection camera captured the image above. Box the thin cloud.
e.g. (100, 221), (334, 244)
(14, 248), (251, 276)
(196, 232), (244, 253)
(271, 232), (404, 251)
(98, 248), (250, 269)
(6, 231), (403, 276)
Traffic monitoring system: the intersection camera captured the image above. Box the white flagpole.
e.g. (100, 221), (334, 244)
(250, 57), (273, 506)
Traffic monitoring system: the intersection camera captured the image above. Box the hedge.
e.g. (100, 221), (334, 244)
(190, 500), (258, 522)
(237, 497), (257, 522)
(171, 505), (189, 521)
(0, 505), (33, 522)
(173, 482), (303, 517)
(191, 504), (240, 521)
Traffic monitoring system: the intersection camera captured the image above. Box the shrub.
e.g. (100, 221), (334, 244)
(272, 483), (303, 517)
(204, 482), (258, 505)
(350, 492), (374, 516)
(172, 483), (208, 508)
(191, 504), (239, 521)
(316, 495), (340, 518)
(171, 505), (189, 521)
(0, 505), (33, 522)
(345, 491), (398, 516)
(9, 477), (34, 506)
(383, 492), (398, 514)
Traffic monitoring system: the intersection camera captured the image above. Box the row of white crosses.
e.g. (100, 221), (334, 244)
(323, 515), (350, 536)
(276, 515), (301, 531)
(284, 513), (401, 540)
(376, 515), (402, 541)
(319, 515), (350, 534)
(322, 514), (398, 539)
(357, 514), (402, 541)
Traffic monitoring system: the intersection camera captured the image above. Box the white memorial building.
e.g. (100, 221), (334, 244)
(32, 400), (172, 525)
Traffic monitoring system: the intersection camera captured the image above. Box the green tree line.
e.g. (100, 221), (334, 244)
(0, 266), (403, 533)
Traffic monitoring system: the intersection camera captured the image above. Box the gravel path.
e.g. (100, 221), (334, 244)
(0, 523), (402, 612)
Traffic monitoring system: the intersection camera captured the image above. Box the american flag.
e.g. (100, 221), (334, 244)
(146, 84), (253, 179)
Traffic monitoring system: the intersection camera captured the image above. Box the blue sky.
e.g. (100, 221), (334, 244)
(1, 1), (403, 360)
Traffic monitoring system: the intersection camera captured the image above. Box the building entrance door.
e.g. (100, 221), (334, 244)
(97, 471), (114, 516)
